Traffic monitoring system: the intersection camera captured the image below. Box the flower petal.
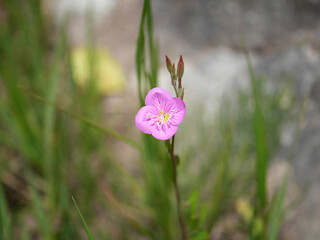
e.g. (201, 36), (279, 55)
(151, 124), (178, 140)
(135, 106), (158, 134)
(145, 87), (173, 111)
(170, 97), (186, 125)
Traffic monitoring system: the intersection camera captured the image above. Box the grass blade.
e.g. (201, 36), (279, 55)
(29, 183), (52, 239)
(72, 196), (95, 240)
(145, 0), (158, 89)
(241, 35), (268, 210)
(136, 0), (148, 105)
(135, 0), (158, 106)
(18, 86), (141, 150)
(267, 175), (287, 240)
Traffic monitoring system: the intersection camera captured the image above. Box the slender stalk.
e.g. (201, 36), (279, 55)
(169, 135), (187, 240)
(18, 86), (141, 150)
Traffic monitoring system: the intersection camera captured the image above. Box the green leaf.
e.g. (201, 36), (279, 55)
(267, 175), (288, 240)
(199, 204), (207, 226)
(188, 190), (199, 218)
(136, 0), (147, 105)
(135, 0), (158, 106)
(241, 35), (268, 210)
(72, 196), (95, 240)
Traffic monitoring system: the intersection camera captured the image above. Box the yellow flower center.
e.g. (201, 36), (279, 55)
(164, 113), (170, 122)
(158, 111), (170, 123)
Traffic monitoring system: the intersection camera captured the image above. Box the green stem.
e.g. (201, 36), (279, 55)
(168, 135), (187, 240)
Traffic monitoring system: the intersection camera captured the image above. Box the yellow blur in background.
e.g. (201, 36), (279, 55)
(71, 46), (126, 95)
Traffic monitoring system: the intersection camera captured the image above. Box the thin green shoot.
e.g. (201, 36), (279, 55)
(72, 196), (95, 240)
(267, 175), (288, 240)
(18, 86), (141, 150)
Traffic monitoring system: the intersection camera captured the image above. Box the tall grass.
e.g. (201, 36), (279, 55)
(0, 0), (294, 239)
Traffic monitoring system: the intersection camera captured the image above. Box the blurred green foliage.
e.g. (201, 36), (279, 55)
(0, 0), (294, 239)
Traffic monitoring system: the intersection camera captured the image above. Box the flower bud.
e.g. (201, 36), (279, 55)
(171, 63), (176, 80)
(177, 55), (184, 80)
(165, 55), (172, 74)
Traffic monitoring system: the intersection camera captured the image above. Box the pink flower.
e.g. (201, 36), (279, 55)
(135, 87), (186, 140)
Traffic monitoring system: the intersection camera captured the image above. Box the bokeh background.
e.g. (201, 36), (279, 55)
(0, 0), (319, 239)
